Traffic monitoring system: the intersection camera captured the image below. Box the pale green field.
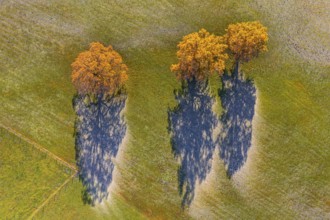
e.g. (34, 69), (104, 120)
(0, 0), (329, 219)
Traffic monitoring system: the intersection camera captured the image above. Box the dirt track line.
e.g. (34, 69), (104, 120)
(0, 123), (77, 171)
(27, 173), (77, 220)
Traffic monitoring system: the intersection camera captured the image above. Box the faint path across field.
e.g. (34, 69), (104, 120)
(0, 122), (78, 219)
(0, 123), (77, 171)
(27, 173), (77, 220)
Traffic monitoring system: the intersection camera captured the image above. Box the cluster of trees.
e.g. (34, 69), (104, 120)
(71, 21), (268, 97)
(70, 20), (268, 205)
(171, 21), (268, 81)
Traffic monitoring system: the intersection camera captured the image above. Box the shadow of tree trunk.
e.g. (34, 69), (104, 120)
(219, 65), (256, 177)
(73, 93), (127, 205)
(168, 79), (218, 208)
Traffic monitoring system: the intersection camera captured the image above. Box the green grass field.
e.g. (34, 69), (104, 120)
(0, 0), (329, 219)
(0, 127), (70, 219)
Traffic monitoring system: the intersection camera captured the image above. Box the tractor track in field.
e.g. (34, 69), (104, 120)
(0, 122), (79, 219)
(27, 172), (78, 220)
(0, 123), (77, 171)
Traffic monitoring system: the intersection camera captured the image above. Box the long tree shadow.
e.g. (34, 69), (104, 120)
(168, 79), (218, 207)
(219, 68), (256, 177)
(73, 93), (127, 205)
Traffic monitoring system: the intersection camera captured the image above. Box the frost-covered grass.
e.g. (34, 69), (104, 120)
(0, 0), (329, 219)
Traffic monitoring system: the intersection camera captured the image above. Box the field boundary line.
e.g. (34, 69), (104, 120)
(27, 173), (77, 220)
(0, 123), (77, 171)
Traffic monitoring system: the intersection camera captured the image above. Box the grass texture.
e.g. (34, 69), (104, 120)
(0, 0), (329, 219)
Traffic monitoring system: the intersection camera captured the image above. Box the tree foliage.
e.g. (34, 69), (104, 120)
(171, 29), (228, 81)
(71, 42), (128, 96)
(225, 21), (268, 63)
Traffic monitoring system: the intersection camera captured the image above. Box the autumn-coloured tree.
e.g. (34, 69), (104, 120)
(171, 29), (228, 81)
(72, 42), (128, 204)
(225, 21), (268, 66)
(71, 42), (128, 97)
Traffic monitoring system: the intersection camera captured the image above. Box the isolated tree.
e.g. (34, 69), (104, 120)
(171, 29), (228, 81)
(225, 21), (268, 68)
(72, 42), (128, 204)
(71, 42), (128, 97)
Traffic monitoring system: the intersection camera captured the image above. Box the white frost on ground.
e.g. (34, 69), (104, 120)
(108, 100), (129, 195)
(250, 0), (330, 65)
(231, 88), (262, 193)
(90, 98), (130, 214)
(189, 147), (221, 219)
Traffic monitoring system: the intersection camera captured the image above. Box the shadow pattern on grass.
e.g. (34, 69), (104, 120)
(168, 79), (218, 207)
(219, 69), (256, 177)
(73, 94), (127, 204)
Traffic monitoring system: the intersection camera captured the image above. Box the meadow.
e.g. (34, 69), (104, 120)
(0, 127), (70, 219)
(0, 0), (329, 219)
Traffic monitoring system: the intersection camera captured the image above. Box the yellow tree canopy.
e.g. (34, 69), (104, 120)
(71, 42), (128, 96)
(225, 21), (268, 63)
(171, 29), (228, 81)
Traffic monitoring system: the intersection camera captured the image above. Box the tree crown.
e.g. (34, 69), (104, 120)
(71, 42), (128, 96)
(225, 21), (268, 63)
(171, 29), (228, 81)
